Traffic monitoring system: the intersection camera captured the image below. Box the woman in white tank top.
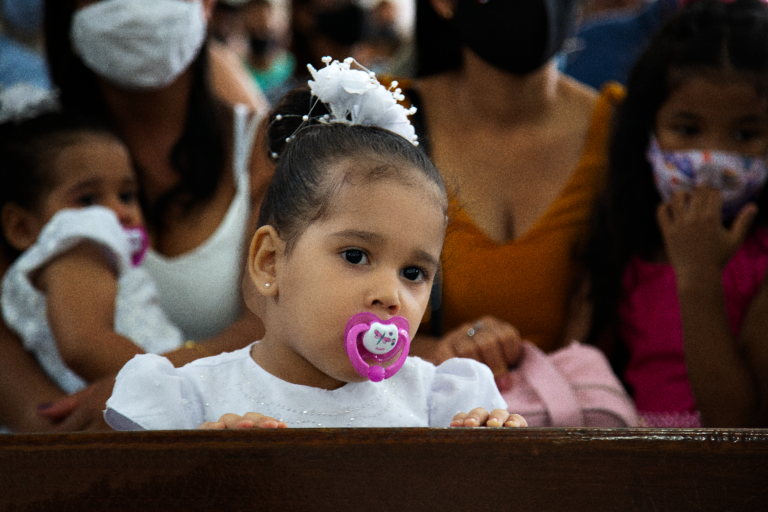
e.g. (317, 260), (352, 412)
(0, 0), (273, 432)
(143, 104), (261, 341)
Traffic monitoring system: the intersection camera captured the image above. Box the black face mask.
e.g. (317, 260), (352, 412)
(249, 35), (271, 57)
(454, 0), (579, 75)
(315, 4), (365, 46)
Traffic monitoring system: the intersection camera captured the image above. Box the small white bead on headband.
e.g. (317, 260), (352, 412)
(270, 56), (418, 160)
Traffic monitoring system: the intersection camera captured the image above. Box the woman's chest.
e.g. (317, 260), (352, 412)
(149, 170), (238, 258)
(128, 121), (239, 258)
(432, 125), (585, 243)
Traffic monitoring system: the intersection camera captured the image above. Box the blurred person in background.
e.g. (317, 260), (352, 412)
(0, 0), (50, 88)
(355, 0), (404, 73)
(291, 0), (366, 77)
(242, 0), (296, 105)
(402, 0), (624, 389)
(210, 0), (249, 54)
(210, 0), (295, 105)
(0, 0), (273, 432)
(563, 0), (680, 89)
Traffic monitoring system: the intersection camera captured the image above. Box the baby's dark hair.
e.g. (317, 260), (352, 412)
(259, 86), (447, 253)
(0, 110), (118, 255)
(585, 0), (768, 360)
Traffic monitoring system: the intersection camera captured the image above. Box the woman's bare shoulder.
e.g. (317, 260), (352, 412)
(558, 74), (600, 115)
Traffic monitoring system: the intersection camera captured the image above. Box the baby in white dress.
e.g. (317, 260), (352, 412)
(0, 107), (186, 396)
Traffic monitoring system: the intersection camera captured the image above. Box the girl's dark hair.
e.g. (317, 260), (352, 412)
(259, 86), (447, 253)
(0, 110), (117, 257)
(43, 0), (226, 229)
(585, 0), (768, 366)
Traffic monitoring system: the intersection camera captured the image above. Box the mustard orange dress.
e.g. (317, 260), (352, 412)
(416, 83), (625, 353)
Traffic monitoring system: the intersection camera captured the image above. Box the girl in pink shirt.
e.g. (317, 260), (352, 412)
(585, 0), (768, 427)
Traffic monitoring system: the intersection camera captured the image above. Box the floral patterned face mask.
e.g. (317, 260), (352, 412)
(646, 135), (768, 219)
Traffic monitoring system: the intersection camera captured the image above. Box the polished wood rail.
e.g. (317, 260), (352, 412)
(2, 428), (767, 511)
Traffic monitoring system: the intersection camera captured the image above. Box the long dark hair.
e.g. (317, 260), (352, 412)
(585, 0), (768, 363)
(259, 86), (446, 253)
(43, 0), (227, 229)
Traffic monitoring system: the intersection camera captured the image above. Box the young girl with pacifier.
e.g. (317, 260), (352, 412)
(104, 58), (527, 430)
(585, 0), (768, 427)
(0, 86), (212, 397)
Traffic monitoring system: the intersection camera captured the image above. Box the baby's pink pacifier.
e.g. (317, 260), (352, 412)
(344, 312), (410, 382)
(124, 226), (149, 267)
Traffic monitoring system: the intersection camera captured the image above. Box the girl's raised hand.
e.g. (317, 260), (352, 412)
(657, 187), (758, 277)
(450, 408), (528, 428)
(199, 412), (288, 430)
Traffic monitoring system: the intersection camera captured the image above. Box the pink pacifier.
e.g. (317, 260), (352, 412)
(124, 226), (149, 267)
(344, 312), (410, 382)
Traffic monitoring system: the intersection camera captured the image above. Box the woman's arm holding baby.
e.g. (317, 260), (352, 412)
(0, 318), (66, 431)
(40, 243), (145, 381)
(41, 243), (230, 379)
(0, 249), (71, 431)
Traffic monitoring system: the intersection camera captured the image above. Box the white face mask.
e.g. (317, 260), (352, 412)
(70, 0), (207, 90)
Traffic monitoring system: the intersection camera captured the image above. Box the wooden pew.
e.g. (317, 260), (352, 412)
(2, 428), (767, 511)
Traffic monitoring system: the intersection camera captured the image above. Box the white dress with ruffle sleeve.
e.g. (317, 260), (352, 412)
(104, 343), (507, 430)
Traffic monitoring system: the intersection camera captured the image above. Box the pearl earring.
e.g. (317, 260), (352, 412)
(265, 283), (271, 288)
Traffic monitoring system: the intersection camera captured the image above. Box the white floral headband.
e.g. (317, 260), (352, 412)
(0, 83), (60, 124)
(272, 57), (418, 158)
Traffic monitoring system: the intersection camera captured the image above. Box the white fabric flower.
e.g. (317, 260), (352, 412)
(0, 83), (60, 123)
(307, 57), (418, 145)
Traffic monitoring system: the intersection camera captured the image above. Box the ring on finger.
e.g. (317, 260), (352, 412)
(467, 321), (483, 338)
